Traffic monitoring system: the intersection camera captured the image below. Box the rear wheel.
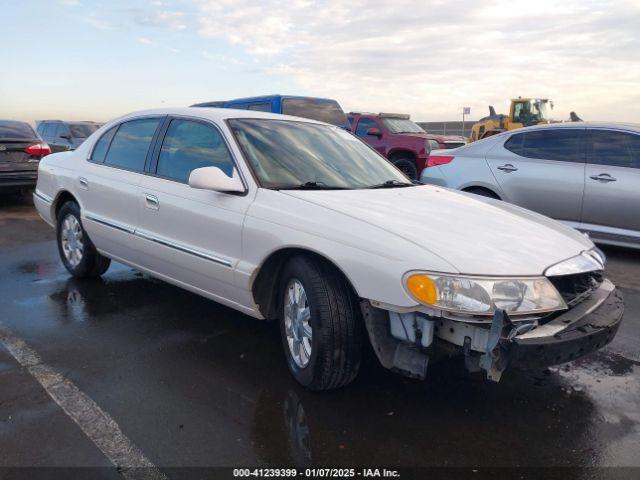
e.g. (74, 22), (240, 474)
(279, 255), (361, 390)
(57, 201), (111, 278)
(392, 158), (418, 180)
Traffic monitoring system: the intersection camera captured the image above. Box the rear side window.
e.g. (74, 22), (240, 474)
(0, 120), (36, 140)
(281, 98), (349, 127)
(90, 126), (117, 163)
(588, 130), (640, 169)
(504, 132), (524, 155)
(507, 129), (584, 162)
(156, 119), (235, 183)
(104, 118), (161, 172)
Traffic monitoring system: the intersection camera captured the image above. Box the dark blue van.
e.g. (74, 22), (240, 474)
(191, 95), (350, 130)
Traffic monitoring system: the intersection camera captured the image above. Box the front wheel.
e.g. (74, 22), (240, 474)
(57, 201), (111, 278)
(279, 255), (361, 390)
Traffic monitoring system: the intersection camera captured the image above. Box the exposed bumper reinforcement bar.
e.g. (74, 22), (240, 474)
(479, 280), (624, 381)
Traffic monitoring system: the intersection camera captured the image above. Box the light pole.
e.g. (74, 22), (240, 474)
(462, 107), (470, 137)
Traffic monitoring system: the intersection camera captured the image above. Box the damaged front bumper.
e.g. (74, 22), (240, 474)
(362, 279), (624, 382)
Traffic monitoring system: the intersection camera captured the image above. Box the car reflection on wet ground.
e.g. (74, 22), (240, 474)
(0, 193), (639, 473)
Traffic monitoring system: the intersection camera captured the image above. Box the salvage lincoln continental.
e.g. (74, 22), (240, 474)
(33, 108), (624, 390)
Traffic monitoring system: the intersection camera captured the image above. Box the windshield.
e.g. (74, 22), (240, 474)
(0, 121), (36, 140)
(281, 98), (349, 128)
(381, 118), (425, 133)
(69, 123), (100, 138)
(229, 119), (412, 189)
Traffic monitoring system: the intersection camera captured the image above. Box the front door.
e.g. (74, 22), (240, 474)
(137, 117), (252, 307)
(581, 128), (640, 242)
(486, 128), (586, 224)
(354, 117), (385, 155)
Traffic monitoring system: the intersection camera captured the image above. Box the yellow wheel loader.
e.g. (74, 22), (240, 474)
(470, 98), (556, 142)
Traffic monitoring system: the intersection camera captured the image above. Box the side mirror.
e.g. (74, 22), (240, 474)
(59, 134), (71, 140)
(188, 166), (245, 193)
(366, 127), (382, 137)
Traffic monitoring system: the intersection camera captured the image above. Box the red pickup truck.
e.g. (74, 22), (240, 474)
(348, 112), (465, 179)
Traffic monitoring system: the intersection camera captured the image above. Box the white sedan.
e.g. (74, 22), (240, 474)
(34, 108), (624, 390)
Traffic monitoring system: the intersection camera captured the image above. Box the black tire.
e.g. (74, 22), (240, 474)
(465, 187), (500, 199)
(279, 255), (361, 391)
(392, 158), (418, 180)
(56, 201), (111, 278)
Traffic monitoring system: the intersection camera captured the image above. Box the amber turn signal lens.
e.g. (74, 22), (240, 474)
(406, 274), (437, 304)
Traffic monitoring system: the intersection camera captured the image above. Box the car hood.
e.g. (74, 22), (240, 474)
(282, 185), (593, 276)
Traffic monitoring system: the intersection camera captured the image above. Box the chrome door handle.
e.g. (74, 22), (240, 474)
(497, 164), (518, 172)
(589, 173), (616, 182)
(144, 194), (159, 209)
(78, 177), (89, 189)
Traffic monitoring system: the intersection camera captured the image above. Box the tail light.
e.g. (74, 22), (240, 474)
(427, 155), (454, 167)
(24, 142), (51, 157)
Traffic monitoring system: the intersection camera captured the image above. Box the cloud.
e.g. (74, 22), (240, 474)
(59, 0), (81, 6)
(135, 8), (187, 30)
(83, 14), (111, 30)
(194, 0), (640, 121)
(137, 37), (156, 45)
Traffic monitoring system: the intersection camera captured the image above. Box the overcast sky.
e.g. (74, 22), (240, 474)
(3, 0), (639, 124)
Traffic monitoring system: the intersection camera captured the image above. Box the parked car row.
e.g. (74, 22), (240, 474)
(36, 120), (102, 153)
(33, 107), (624, 391)
(194, 95), (466, 180)
(0, 119), (103, 191)
(348, 112), (467, 179)
(0, 120), (51, 191)
(420, 123), (640, 249)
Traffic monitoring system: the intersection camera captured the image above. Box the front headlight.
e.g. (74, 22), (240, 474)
(404, 272), (566, 315)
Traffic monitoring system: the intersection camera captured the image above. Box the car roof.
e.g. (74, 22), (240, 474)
(114, 107), (330, 126)
(224, 94), (338, 103)
(514, 121), (640, 133)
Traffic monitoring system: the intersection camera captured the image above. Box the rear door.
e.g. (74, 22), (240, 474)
(48, 122), (69, 153)
(581, 128), (640, 243)
(0, 121), (41, 181)
(486, 128), (586, 223)
(80, 116), (164, 263)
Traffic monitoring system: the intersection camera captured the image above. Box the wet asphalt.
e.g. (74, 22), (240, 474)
(0, 193), (639, 475)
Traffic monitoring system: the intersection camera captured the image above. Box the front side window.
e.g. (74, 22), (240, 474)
(69, 123), (100, 138)
(90, 126), (117, 163)
(508, 129), (584, 162)
(55, 123), (71, 139)
(355, 118), (379, 137)
(103, 118), (161, 172)
(229, 119), (411, 189)
(156, 119), (235, 182)
(588, 130), (640, 169)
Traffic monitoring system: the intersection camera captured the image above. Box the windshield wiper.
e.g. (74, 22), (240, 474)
(366, 180), (414, 189)
(277, 181), (350, 190)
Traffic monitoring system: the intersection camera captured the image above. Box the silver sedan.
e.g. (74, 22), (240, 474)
(421, 122), (640, 249)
